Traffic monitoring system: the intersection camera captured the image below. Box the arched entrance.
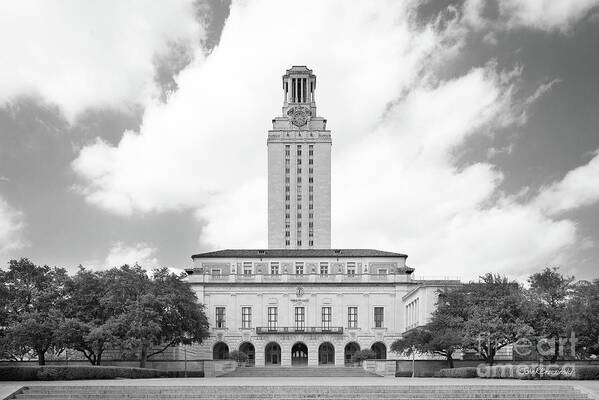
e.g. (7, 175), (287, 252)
(344, 342), (360, 365)
(265, 342), (281, 365)
(371, 342), (387, 360)
(291, 342), (308, 366)
(213, 342), (229, 360)
(318, 342), (335, 365)
(239, 342), (255, 366)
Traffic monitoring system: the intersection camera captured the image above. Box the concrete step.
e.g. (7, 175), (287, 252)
(221, 366), (380, 377)
(15, 385), (590, 400)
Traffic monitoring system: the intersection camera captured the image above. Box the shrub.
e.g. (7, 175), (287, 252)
(351, 350), (376, 363)
(395, 370), (413, 377)
(572, 365), (599, 380)
(228, 350), (249, 364)
(438, 367), (477, 378)
(0, 365), (170, 381)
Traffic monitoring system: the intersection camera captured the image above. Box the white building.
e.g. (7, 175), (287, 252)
(185, 66), (459, 367)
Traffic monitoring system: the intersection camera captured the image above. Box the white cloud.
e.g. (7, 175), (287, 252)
(72, 0), (599, 279)
(534, 151), (599, 216)
(0, 0), (203, 122)
(0, 197), (26, 258)
(463, 0), (599, 32)
(105, 242), (158, 268)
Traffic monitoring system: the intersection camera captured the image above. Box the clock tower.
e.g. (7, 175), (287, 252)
(267, 66), (331, 249)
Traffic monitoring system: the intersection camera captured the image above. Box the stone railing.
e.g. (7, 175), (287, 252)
(255, 326), (343, 335)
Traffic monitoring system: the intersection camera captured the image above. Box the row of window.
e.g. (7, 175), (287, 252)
(215, 306), (385, 329)
(235, 261), (367, 275)
(284, 144), (314, 247)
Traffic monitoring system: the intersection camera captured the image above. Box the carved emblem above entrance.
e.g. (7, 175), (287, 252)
(287, 106), (311, 127)
(296, 286), (305, 297)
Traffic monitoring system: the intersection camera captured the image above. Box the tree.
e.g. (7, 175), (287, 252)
(1, 259), (69, 364)
(58, 267), (116, 365)
(526, 267), (574, 361)
(437, 274), (532, 365)
(391, 313), (463, 368)
(102, 265), (209, 368)
(568, 279), (599, 359)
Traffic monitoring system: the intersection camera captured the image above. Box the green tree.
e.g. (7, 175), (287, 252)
(351, 349), (376, 364)
(526, 267), (574, 361)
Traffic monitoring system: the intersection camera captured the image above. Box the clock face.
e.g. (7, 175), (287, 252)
(292, 110), (308, 127)
(288, 106), (311, 127)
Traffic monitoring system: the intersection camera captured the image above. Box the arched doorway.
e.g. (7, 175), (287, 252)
(318, 342), (335, 365)
(344, 342), (360, 365)
(265, 342), (281, 365)
(371, 342), (387, 360)
(213, 342), (229, 360)
(291, 342), (308, 366)
(239, 342), (255, 366)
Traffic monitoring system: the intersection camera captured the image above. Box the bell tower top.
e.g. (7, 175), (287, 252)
(273, 66), (326, 131)
(283, 66), (316, 106)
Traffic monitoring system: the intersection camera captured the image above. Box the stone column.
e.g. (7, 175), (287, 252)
(255, 340), (265, 367)
(308, 341), (318, 366)
(281, 341), (291, 367)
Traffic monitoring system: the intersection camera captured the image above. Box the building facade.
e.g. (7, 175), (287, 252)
(268, 66), (331, 249)
(186, 67), (459, 367)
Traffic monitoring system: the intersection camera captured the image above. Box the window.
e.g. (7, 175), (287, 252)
(285, 176), (290, 183)
(309, 149), (314, 156)
(285, 239), (290, 246)
(320, 262), (329, 275)
(295, 307), (305, 330)
(348, 307), (358, 329)
(243, 262), (252, 275)
(285, 167), (290, 174)
(309, 221), (313, 228)
(297, 176), (301, 183)
(309, 168), (313, 174)
(268, 307), (278, 330)
(285, 203), (290, 210)
(297, 167), (301, 174)
(285, 231), (290, 237)
(308, 177), (313, 183)
(309, 159), (313, 165)
(270, 262), (279, 275)
(297, 158), (302, 165)
(322, 306), (331, 329)
(285, 194), (290, 201)
(241, 307), (252, 329)
(285, 146), (290, 156)
(211, 268), (222, 276)
(309, 240), (314, 246)
(309, 203), (313, 210)
(285, 185), (290, 192)
(297, 147), (302, 156)
(285, 212), (290, 219)
(295, 262), (304, 275)
(347, 262), (356, 276)
(215, 307), (226, 328)
(309, 195), (314, 201)
(297, 240), (302, 246)
(378, 269), (387, 275)
(374, 307), (384, 328)
(297, 213), (302, 219)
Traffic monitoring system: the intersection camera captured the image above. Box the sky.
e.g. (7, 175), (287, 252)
(1, 0), (599, 281)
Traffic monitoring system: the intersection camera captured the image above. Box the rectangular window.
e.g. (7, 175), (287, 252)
(309, 168), (313, 174)
(322, 306), (331, 330)
(320, 262), (329, 275)
(285, 203), (290, 210)
(309, 240), (314, 246)
(309, 159), (313, 165)
(295, 307), (305, 330)
(297, 158), (302, 165)
(285, 239), (290, 246)
(285, 176), (290, 183)
(374, 307), (384, 328)
(348, 307), (358, 329)
(268, 307), (278, 330)
(211, 268), (222, 276)
(295, 262), (304, 275)
(378, 269), (387, 275)
(285, 212), (290, 218)
(347, 262), (356, 276)
(241, 307), (252, 329)
(297, 176), (301, 183)
(309, 149), (314, 156)
(297, 240), (302, 246)
(285, 167), (290, 173)
(308, 177), (313, 183)
(297, 167), (301, 174)
(243, 262), (252, 275)
(215, 307), (226, 328)
(285, 147), (290, 156)
(270, 262), (279, 275)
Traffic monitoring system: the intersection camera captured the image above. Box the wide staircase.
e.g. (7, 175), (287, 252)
(13, 385), (591, 399)
(222, 366), (380, 377)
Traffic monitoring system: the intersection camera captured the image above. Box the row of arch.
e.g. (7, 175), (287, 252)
(213, 341), (387, 366)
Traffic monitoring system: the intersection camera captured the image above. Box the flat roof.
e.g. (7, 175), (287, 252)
(191, 248), (408, 259)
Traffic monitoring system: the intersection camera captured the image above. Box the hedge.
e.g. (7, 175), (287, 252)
(438, 367), (478, 378)
(439, 365), (599, 380)
(395, 371), (413, 377)
(0, 366), (204, 381)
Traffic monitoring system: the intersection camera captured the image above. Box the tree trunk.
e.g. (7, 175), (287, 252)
(139, 344), (148, 368)
(447, 354), (454, 369)
(37, 351), (46, 366)
(487, 348), (496, 366)
(97, 352), (102, 366)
